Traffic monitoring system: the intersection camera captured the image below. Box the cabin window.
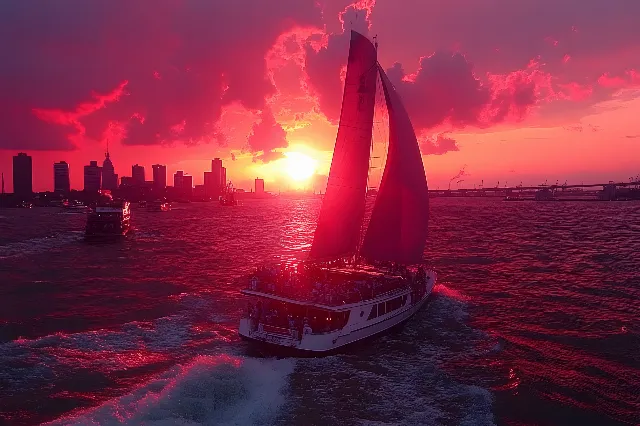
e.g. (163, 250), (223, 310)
(367, 304), (377, 320)
(378, 302), (386, 316)
(385, 297), (404, 314)
(307, 309), (349, 333)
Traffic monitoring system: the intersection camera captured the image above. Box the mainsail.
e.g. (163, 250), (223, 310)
(359, 64), (429, 264)
(308, 30), (378, 260)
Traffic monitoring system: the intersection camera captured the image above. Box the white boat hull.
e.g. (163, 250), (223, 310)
(239, 270), (436, 354)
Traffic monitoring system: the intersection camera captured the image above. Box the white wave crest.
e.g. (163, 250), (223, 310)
(48, 355), (296, 426)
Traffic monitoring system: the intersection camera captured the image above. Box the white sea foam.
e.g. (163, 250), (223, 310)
(279, 285), (496, 426)
(47, 355), (296, 426)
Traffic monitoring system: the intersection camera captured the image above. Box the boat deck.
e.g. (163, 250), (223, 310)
(242, 266), (413, 309)
(240, 286), (409, 310)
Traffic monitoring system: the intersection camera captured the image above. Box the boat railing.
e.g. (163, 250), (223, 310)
(245, 278), (411, 307)
(253, 322), (301, 341)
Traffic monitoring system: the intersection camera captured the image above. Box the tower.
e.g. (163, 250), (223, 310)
(13, 153), (33, 197)
(101, 143), (118, 190)
(54, 161), (71, 193)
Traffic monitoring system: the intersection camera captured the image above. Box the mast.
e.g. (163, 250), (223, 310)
(308, 31), (378, 261)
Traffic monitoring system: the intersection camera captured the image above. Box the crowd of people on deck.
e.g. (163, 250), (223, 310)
(246, 299), (348, 338)
(246, 260), (429, 307)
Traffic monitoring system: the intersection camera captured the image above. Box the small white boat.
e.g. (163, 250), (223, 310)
(64, 200), (87, 212)
(238, 30), (434, 354)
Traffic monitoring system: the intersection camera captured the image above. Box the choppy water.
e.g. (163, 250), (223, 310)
(0, 199), (638, 426)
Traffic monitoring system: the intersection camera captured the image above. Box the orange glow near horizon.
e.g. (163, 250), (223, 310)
(283, 151), (318, 182)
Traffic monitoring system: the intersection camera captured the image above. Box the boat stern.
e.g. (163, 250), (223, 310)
(239, 318), (302, 348)
(239, 318), (344, 353)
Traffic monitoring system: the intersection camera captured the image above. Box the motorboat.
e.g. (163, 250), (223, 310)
(85, 200), (131, 240)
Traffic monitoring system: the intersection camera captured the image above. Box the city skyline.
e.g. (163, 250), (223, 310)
(4, 151), (252, 196)
(3, 148), (639, 195)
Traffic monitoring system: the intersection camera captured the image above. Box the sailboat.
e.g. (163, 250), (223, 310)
(238, 30), (436, 353)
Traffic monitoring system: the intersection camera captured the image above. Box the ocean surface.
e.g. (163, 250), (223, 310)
(0, 198), (638, 426)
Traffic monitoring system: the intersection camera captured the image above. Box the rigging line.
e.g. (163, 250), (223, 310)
(360, 72), (388, 254)
(371, 71), (389, 192)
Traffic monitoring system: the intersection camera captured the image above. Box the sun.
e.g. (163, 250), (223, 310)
(283, 151), (318, 181)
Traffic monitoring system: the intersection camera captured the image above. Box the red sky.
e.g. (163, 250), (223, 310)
(1, 0), (639, 192)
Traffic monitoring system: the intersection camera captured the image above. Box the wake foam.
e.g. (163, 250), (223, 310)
(48, 355), (296, 426)
(277, 283), (496, 426)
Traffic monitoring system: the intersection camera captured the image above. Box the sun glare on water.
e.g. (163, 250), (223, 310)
(283, 151), (318, 181)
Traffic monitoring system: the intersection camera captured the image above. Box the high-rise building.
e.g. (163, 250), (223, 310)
(174, 170), (184, 189)
(54, 161), (70, 193)
(132, 164), (145, 185)
(211, 158), (223, 196)
(183, 175), (193, 197)
(152, 164), (167, 190)
(83, 161), (102, 192)
(120, 176), (134, 187)
(255, 178), (265, 195)
(101, 148), (118, 190)
(221, 167), (227, 191)
(13, 153), (32, 197)
(203, 171), (214, 197)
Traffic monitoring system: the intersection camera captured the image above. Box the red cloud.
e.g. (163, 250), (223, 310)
(558, 82), (593, 101)
(420, 134), (460, 156)
(598, 73), (627, 88)
(247, 111), (288, 162)
(597, 70), (640, 89)
(387, 54), (556, 131)
(304, 2), (375, 124)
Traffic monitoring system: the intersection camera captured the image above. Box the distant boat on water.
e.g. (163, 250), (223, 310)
(63, 200), (87, 212)
(85, 199), (131, 241)
(220, 182), (238, 206)
(147, 200), (170, 212)
(238, 31), (435, 354)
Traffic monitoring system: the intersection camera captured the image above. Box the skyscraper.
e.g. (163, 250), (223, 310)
(221, 166), (227, 192)
(54, 161), (70, 193)
(183, 175), (193, 198)
(174, 170), (184, 189)
(152, 164), (167, 190)
(13, 153), (32, 197)
(83, 161), (102, 192)
(255, 178), (265, 195)
(101, 148), (118, 190)
(203, 171), (214, 197)
(211, 158), (223, 196)
(132, 164), (145, 185)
